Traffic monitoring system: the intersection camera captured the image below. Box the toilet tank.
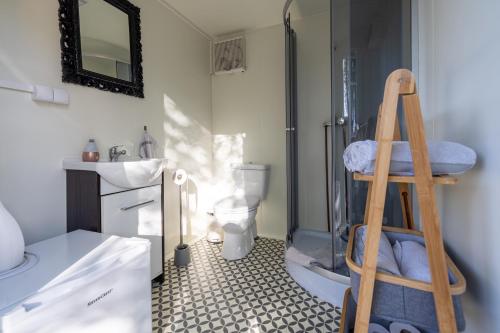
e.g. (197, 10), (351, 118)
(231, 163), (270, 200)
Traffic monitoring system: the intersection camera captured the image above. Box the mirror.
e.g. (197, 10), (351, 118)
(59, 0), (144, 98)
(80, 0), (132, 81)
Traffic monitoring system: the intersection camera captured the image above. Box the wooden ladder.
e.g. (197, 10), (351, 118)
(353, 69), (460, 333)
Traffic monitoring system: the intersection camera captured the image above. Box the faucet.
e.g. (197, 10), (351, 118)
(109, 145), (127, 162)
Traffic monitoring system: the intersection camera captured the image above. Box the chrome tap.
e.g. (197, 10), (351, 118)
(109, 145), (127, 162)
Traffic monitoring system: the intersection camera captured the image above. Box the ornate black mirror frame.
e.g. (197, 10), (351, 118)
(58, 0), (144, 98)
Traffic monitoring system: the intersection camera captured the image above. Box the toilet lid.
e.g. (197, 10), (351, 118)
(214, 195), (260, 213)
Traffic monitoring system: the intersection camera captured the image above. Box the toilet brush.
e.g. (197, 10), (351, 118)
(173, 169), (191, 267)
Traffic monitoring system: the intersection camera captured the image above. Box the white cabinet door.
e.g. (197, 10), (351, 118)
(101, 185), (163, 279)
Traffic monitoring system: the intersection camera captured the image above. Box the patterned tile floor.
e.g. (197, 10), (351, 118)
(152, 237), (341, 332)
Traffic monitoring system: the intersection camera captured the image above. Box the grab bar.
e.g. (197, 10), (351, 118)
(121, 200), (155, 211)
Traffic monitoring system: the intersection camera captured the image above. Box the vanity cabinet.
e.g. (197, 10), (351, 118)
(66, 170), (165, 283)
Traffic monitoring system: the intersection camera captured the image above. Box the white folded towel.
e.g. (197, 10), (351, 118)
(343, 140), (476, 175)
(285, 246), (334, 270)
(285, 246), (315, 267)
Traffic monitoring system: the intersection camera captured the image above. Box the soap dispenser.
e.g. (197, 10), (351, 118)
(139, 126), (157, 159)
(82, 139), (100, 162)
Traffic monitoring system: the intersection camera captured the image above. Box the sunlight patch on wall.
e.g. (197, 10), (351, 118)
(212, 133), (246, 200)
(162, 94), (213, 244)
(163, 122), (184, 140)
(0, 51), (30, 83)
(164, 95), (191, 127)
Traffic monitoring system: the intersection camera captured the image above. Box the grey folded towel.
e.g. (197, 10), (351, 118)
(369, 323), (390, 333)
(354, 226), (401, 276)
(343, 140), (476, 175)
(389, 322), (421, 333)
(393, 240), (431, 283)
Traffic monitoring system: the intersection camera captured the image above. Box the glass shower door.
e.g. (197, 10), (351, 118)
(331, 0), (413, 267)
(284, 0), (412, 276)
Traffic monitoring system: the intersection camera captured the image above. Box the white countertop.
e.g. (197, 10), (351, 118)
(62, 158), (167, 189)
(62, 158), (167, 171)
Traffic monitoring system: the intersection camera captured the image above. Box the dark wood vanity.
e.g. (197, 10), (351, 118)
(66, 169), (165, 284)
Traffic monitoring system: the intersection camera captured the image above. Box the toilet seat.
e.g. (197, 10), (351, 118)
(214, 195), (259, 232)
(214, 195), (260, 214)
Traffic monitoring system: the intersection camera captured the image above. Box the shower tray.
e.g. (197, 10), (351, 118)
(285, 229), (350, 307)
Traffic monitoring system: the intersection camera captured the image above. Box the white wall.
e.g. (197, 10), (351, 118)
(416, 1), (500, 331)
(0, 0), (212, 252)
(211, 24), (287, 240)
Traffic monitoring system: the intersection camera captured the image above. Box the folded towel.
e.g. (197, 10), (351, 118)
(354, 225), (401, 276)
(285, 245), (336, 270)
(393, 240), (431, 283)
(389, 322), (421, 333)
(308, 247), (335, 270)
(343, 140), (476, 175)
(368, 323), (390, 333)
(285, 246), (314, 267)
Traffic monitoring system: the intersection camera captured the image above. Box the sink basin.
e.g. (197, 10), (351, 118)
(63, 158), (167, 189)
(96, 159), (166, 189)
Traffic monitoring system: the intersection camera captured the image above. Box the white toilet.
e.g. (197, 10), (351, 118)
(214, 163), (270, 260)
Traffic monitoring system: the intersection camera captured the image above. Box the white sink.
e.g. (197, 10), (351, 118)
(63, 158), (167, 189)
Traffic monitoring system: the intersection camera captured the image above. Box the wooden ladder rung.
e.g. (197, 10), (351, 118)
(353, 172), (458, 185)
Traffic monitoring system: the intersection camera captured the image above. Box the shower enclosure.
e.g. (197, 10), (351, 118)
(284, 0), (412, 306)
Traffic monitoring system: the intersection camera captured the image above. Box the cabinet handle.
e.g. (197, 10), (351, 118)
(121, 200), (155, 211)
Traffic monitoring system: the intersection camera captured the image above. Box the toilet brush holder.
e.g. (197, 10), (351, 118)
(174, 243), (191, 267)
(173, 169), (191, 267)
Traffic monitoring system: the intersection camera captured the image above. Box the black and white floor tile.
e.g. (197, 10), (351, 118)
(152, 237), (341, 332)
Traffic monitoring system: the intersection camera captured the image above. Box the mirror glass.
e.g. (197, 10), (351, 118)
(79, 0), (132, 81)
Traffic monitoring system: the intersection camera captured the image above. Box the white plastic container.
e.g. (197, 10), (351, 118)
(0, 201), (25, 273)
(0, 230), (152, 333)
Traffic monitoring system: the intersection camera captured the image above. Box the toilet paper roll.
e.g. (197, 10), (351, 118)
(389, 322), (420, 333)
(368, 323), (390, 333)
(172, 169), (187, 185)
(31, 85), (53, 103)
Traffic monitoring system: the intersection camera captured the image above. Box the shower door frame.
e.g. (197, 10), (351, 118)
(285, 13), (299, 243)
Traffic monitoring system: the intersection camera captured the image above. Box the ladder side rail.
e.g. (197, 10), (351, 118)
(403, 93), (457, 333)
(354, 70), (414, 333)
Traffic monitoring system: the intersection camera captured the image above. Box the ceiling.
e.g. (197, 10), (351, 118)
(160, 0), (330, 39)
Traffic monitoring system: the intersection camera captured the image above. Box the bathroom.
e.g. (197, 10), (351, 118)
(0, 0), (499, 332)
